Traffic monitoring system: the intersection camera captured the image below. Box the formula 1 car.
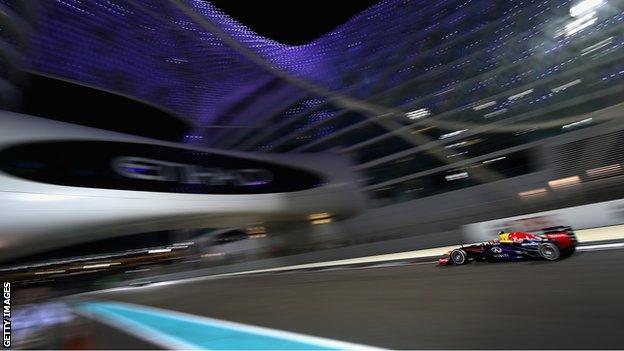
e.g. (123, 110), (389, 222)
(438, 226), (577, 265)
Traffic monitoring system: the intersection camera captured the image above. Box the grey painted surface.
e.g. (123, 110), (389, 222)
(96, 249), (624, 349)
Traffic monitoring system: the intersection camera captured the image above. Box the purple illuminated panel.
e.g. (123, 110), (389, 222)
(25, 0), (443, 127)
(26, 0), (624, 149)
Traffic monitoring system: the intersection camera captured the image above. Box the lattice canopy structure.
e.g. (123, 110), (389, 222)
(17, 0), (624, 206)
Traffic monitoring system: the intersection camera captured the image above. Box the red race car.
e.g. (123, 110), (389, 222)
(439, 226), (577, 265)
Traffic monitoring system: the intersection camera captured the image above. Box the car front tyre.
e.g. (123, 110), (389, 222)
(450, 249), (468, 265)
(538, 242), (561, 261)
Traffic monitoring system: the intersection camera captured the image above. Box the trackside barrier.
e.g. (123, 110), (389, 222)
(463, 198), (624, 242)
(119, 224), (624, 286)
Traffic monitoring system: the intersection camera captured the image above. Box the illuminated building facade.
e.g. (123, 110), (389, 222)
(21, 0), (624, 208)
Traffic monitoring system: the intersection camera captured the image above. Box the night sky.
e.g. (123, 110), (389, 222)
(209, 0), (381, 45)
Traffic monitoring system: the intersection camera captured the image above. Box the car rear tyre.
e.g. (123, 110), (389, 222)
(538, 242), (561, 261)
(561, 245), (576, 257)
(450, 249), (468, 265)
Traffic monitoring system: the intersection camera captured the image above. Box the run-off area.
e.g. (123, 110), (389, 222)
(79, 248), (624, 349)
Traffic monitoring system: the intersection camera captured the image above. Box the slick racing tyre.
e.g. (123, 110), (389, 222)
(450, 249), (468, 265)
(538, 242), (561, 261)
(562, 245), (576, 258)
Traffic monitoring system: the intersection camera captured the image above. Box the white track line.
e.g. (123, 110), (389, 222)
(79, 228), (624, 296)
(86, 242), (624, 296)
(147, 241), (624, 282)
(577, 242), (624, 251)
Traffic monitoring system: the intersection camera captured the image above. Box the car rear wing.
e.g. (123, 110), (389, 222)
(540, 226), (577, 245)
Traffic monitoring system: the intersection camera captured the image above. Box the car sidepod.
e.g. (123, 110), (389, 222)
(483, 242), (529, 262)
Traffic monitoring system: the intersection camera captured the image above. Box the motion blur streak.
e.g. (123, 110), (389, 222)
(0, 112), (363, 260)
(4, 0), (624, 349)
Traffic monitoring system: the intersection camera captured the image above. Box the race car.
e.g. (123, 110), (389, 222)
(439, 226), (577, 265)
